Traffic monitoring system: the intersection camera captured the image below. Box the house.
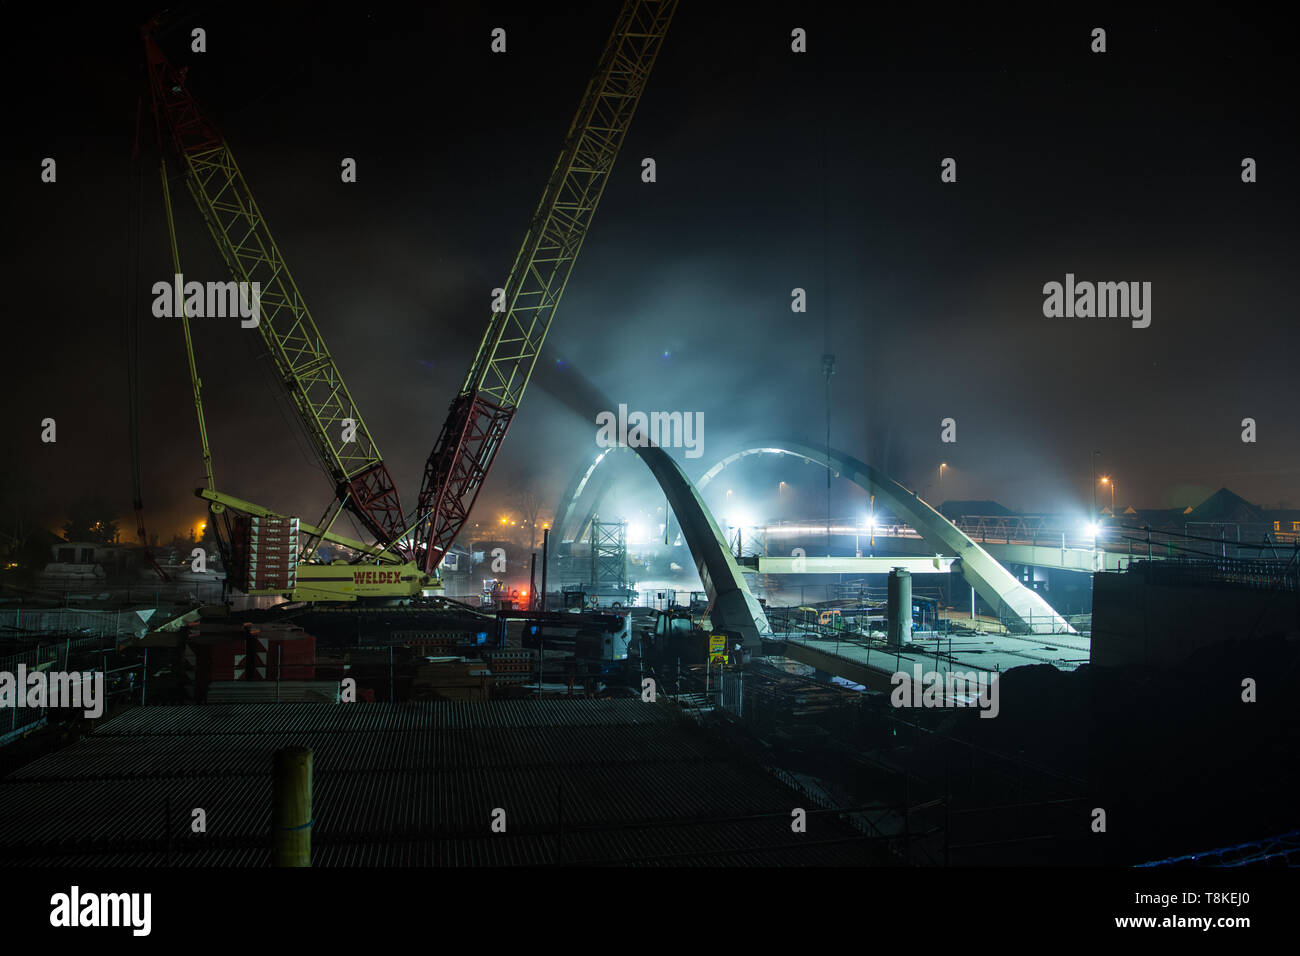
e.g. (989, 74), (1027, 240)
(39, 540), (133, 582)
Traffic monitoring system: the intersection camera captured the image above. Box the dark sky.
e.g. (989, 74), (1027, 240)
(5, 1), (1298, 545)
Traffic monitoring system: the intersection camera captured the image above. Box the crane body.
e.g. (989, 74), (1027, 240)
(142, 1), (676, 603)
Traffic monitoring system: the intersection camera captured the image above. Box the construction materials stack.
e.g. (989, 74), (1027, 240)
(182, 621), (318, 701)
(485, 649), (533, 685)
(411, 657), (491, 701)
(227, 514), (300, 593)
(390, 629), (486, 653)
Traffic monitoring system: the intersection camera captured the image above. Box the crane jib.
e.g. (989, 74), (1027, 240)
(412, 0), (678, 573)
(142, 23), (410, 557)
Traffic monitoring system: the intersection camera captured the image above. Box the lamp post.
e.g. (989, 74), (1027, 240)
(938, 463), (947, 503)
(1090, 450), (1100, 520)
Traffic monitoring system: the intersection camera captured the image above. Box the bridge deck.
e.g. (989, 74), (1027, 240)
(766, 628), (1091, 693)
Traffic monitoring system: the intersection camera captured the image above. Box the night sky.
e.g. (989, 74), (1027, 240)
(5, 1), (1298, 545)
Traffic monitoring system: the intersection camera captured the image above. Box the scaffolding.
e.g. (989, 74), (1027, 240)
(590, 518), (628, 591)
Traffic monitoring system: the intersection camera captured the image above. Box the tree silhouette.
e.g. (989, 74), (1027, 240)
(510, 487), (547, 553)
(61, 496), (120, 544)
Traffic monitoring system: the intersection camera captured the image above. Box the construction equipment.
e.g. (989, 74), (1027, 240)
(641, 609), (734, 665)
(640, 608), (743, 690)
(410, 1), (677, 574)
(141, 21), (423, 602)
(197, 488), (432, 602)
(517, 609), (632, 679)
(141, 2), (676, 603)
(142, 20), (407, 552)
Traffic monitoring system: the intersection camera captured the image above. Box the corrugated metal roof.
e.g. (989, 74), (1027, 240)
(1, 700), (880, 866)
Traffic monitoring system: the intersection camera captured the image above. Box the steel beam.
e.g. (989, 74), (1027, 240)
(755, 555), (955, 575)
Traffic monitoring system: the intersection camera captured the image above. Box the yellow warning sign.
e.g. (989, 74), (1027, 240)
(708, 634), (728, 665)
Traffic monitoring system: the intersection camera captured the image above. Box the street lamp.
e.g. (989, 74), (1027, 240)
(1091, 450), (1100, 520)
(938, 463), (947, 501)
(1100, 476), (1115, 518)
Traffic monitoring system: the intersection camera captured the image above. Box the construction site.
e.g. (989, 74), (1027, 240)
(3, 3), (1298, 922)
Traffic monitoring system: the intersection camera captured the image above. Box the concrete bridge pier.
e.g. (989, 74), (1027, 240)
(887, 567), (912, 647)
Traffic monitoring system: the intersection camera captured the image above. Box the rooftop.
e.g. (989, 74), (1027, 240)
(1, 699), (879, 866)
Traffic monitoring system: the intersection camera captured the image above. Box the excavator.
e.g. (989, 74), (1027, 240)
(640, 607), (743, 691)
(141, 2), (677, 602)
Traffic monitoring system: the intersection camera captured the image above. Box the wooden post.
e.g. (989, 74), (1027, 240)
(272, 746), (313, 867)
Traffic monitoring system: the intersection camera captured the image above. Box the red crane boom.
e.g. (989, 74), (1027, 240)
(412, 0), (677, 573)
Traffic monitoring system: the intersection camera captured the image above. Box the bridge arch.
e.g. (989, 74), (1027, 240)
(556, 439), (1074, 635)
(553, 445), (639, 545)
(695, 440), (1072, 634)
